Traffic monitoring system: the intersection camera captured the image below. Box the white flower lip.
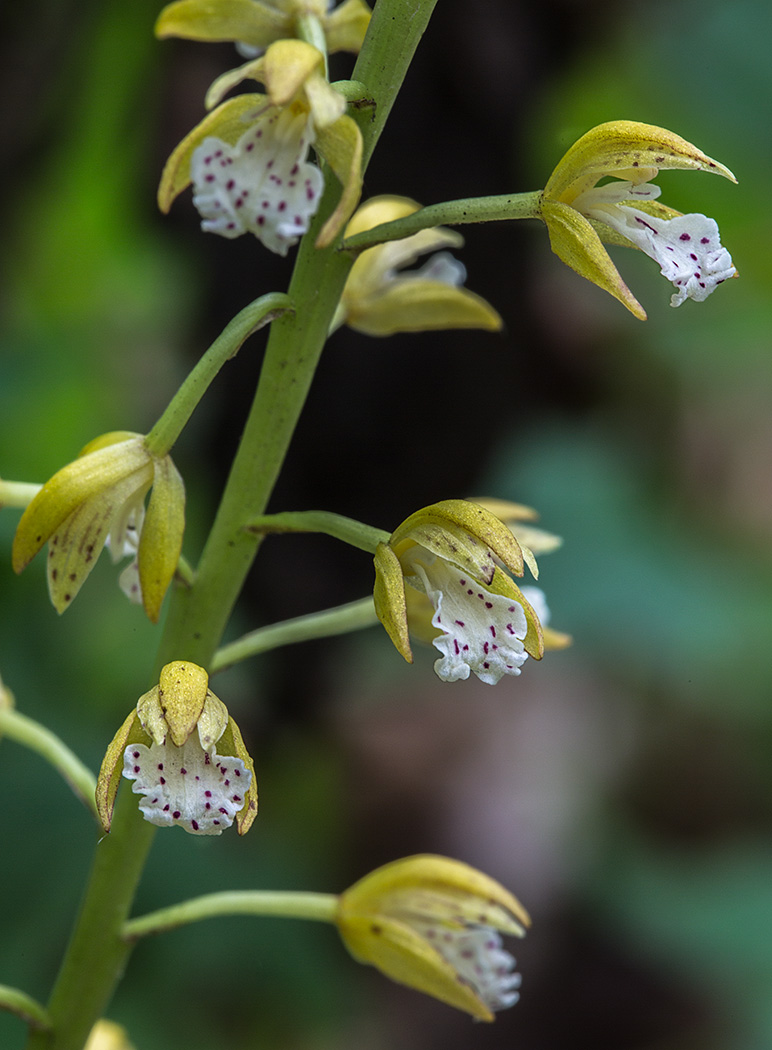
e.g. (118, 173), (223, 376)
(575, 179), (736, 307)
(190, 107), (324, 255)
(123, 737), (252, 836)
(407, 555), (529, 685)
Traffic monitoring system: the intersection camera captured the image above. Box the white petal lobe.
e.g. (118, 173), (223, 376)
(190, 108), (324, 255)
(123, 737), (252, 835)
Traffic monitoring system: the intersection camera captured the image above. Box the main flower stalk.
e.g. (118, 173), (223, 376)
(24, 3), (440, 1047)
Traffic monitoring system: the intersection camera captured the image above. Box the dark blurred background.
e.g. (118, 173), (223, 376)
(2, 0), (771, 1048)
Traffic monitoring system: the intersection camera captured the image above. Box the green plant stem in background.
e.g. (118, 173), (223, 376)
(248, 509), (390, 551)
(343, 191), (543, 253)
(0, 481), (42, 508)
(145, 293), (292, 458)
(211, 596), (378, 674)
(24, 3), (440, 1048)
(25, 792), (156, 1050)
(123, 890), (338, 941)
(0, 708), (98, 822)
(0, 986), (50, 1032)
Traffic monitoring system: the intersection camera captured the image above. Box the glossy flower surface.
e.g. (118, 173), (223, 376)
(96, 662), (257, 836)
(333, 196), (502, 335)
(539, 120), (737, 318)
(337, 854), (530, 1021)
(374, 500), (545, 684)
(12, 432), (184, 622)
(159, 40), (362, 252)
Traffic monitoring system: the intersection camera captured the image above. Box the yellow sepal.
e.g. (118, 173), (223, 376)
(338, 854), (530, 1022)
(156, 0), (289, 47)
(314, 114), (363, 247)
(345, 279), (502, 336)
(137, 454), (185, 623)
(95, 710), (149, 833)
(390, 499), (525, 581)
(218, 716), (259, 834)
(324, 0), (372, 53)
(373, 541), (412, 663)
(540, 197), (647, 320)
(157, 93), (265, 213)
(12, 436), (150, 574)
(544, 119), (737, 203)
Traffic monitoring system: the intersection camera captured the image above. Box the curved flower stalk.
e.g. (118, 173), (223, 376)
(331, 195), (503, 335)
(96, 661), (257, 836)
(156, 0), (372, 58)
(337, 855), (530, 1021)
(539, 120), (737, 319)
(12, 432), (185, 623)
(374, 499), (546, 684)
(158, 39), (363, 253)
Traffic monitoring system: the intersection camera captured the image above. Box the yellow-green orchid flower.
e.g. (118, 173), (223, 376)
(331, 196), (503, 336)
(404, 498), (572, 655)
(337, 854), (530, 1021)
(96, 661), (257, 836)
(539, 120), (737, 319)
(158, 39), (362, 253)
(84, 1019), (136, 1050)
(374, 499), (545, 684)
(156, 0), (372, 57)
(12, 432), (184, 623)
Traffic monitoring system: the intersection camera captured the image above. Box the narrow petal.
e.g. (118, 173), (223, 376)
(259, 39), (324, 107)
(217, 717), (258, 834)
(156, 0), (290, 46)
(95, 710), (148, 833)
(540, 197), (647, 320)
(314, 114), (363, 247)
(157, 93), (265, 213)
(138, 455), (185, 623)
(373, 542), (413, 662)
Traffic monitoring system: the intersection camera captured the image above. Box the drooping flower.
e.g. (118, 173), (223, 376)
(156, 0), (372, 58)
(336, 854), (530, 1021)
(12, 432), (185, 622)
(539, 120), (737, 319)
(158, 39), (362, 254)
(331, 196), (503, 336)
(373, 500), (545, 684)
(96, 661), (257, 836)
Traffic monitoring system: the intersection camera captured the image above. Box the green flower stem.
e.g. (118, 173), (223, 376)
(0, 708), (98, 823)
(211, 596), (378, 674)
(343, 191), (544, 253)
(25, 792), (156, 1050)
(156, 0), (440, 672)
(0, 985), (50, 1031)
(145, 293), (291, 458)
(331, 79), (375, 108)
(295, 13), (328, 76)
(0, 480), (42, 509)
(123, 890), (338, 941)
(247, 509), (390, 552)
(26, 4), (441, 1048)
